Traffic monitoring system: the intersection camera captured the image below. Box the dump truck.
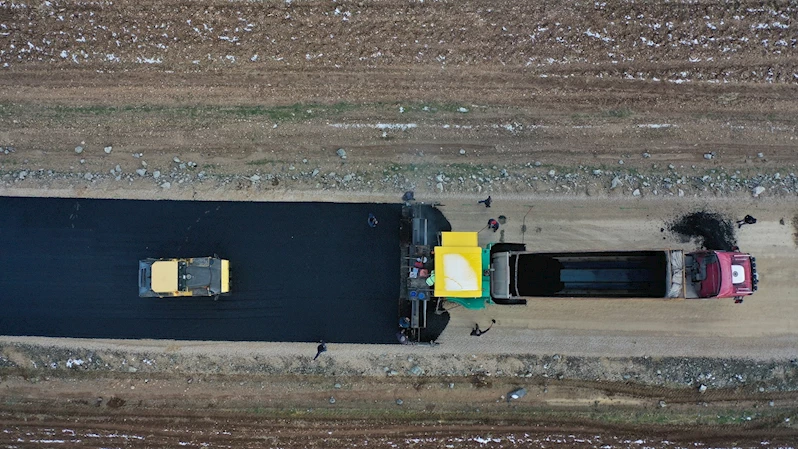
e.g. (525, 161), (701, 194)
(138, 256), (230, 298)
(489, 244), (758, 304)
(428, 233), (759, 311)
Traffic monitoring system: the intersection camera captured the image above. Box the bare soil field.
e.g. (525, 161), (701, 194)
(2, 0), (798, 446)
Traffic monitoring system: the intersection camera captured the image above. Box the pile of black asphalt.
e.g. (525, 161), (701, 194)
(0, 197), (403, 344)
(667, 210), (737, 251)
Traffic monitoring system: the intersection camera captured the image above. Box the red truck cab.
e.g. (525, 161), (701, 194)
(687, 250), (758, 302)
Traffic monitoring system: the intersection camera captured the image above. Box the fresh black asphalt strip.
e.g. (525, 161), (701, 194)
(0, 197), (402, 344)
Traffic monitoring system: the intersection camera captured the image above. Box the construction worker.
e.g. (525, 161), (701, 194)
(313, 341), (327, 360)
(470, 319), (496, 336)
(368, 213), (379, 228)
(396, 330), (410, 345)
(487, 218), (499, 232)
(736, 215), (757, 228)
(478, 196), (492, 208)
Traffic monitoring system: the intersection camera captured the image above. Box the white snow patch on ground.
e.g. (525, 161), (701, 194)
(329, 123), (417, 131)
(65, 358), (83, 368)
(637, 124), (675, 129)
(135, 56), (162, 64)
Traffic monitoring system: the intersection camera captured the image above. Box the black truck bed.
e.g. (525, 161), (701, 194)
(508, 251), (670, 298)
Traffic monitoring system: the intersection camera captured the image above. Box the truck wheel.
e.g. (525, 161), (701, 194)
(492, 298), (527, 306)
(489, 243), (527, 255)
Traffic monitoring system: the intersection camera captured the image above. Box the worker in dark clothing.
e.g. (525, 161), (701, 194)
(478, 196), (492, 208)
(736, 215), (757, 228)
(402, 191), (415, 202)
(396, 330), (410, 345)
(471, 319), (496, 336)
(368, 213), (378, 228)
(313, 341), (327, 360)
(487, 218), (499, 232)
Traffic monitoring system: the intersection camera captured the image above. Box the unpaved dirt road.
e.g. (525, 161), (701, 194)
(441, 196), (798, 360)
(2, 0), (798, 446)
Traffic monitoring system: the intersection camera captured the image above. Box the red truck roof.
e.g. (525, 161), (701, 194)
(701, 251), (754, 298)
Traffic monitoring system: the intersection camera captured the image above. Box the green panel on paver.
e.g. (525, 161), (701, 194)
(446, 248), (494, 310)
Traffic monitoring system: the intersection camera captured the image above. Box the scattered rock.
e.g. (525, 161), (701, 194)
(311, 169), (320, 177)
(75, 146), (84, 154)
(436, 182), (444, 192)
(642, 152), (651, 158)
(507, 387), (527, 401)
(408, 365), (424, 376)
(633, 189), (641, 196)
(329, 397), (336, 404)
(459, 149), (466, 155)
(152, 170), (161, 179)
(161, 182), (171, 189)
(548, 170), (556, 176)
(457, 107), (469, 113)
(104, 146), (112, 154)
(704, 153), (714, 160)
(757, 152), (764, 158)
(698, 384), (707, 393)
(611, 177), (621, 190)
(336, 148), (347, 159)
(84, 173), (93, 181)
(534, 161), (542, 167)
(752, 186), (766, 197)
(618, 160), (624, 165)
(658, 400), (667, 408)
(136, 168), (147, 176)
(173, 157), (181, 163)
(395, 399), (403, 405)
(250, 175), (261, 182)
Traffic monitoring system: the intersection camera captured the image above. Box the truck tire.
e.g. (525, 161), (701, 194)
(492, 298), (527, 306)
(489, 243), (527, 255)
